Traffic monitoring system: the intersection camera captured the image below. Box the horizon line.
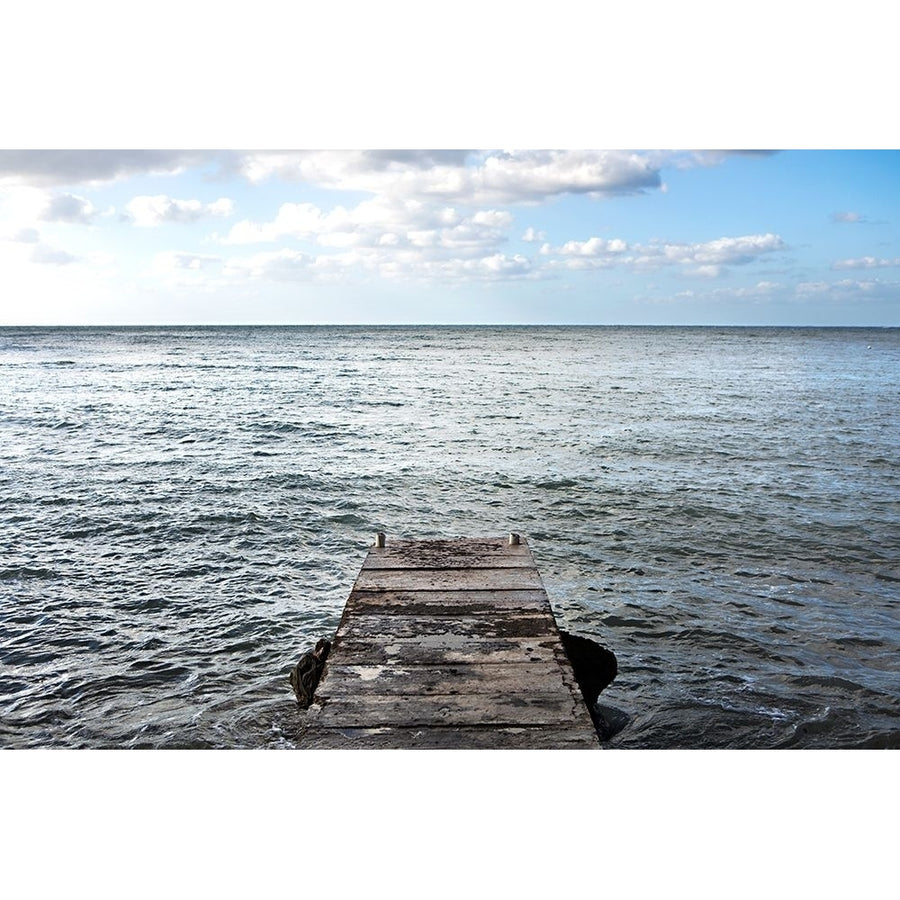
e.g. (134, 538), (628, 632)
(1, 322), (897, 329)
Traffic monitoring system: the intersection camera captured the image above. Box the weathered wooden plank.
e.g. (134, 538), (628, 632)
(364, 538), (532, 570)
(329, 633), (561, 665)
(364, 554), (533, 570)
(319, 662), (573, 696)
(336, 611), (554, 641)
(297, 725), (599, 750)
(297, 536), (600, 749)
(363, 538), (534, 569)
(354, 566), (544, 592)
(347, 589), (552, 612)
(307, 693), (584, 728)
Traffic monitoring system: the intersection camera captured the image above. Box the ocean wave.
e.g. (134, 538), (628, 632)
(2, 325), (898, 748)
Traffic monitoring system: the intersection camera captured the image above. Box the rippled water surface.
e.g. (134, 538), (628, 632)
(1, 325), (898, 749)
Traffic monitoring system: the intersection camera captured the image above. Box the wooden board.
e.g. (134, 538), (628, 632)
(354, 567), (545, 592)
(296, 536), (600, 750)
(299, 725), (600, 750)
(362, 538), (533, 570)
(348, 589), (552, 612)
(320, 662), (578, 696)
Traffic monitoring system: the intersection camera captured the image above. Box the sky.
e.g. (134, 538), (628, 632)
(1, 4), (896, 328)
(1, 148), (897, 326)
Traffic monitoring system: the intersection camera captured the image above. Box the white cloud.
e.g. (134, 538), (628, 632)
(543, 232), (784, 275)
(218, 240), (537, 285)
(479, 253), (533, 277)
(471, 209), (513, 228)
(831, 211), (863, 223)
(558, 236), (628, 256)
(234, 150), (472, 185)
(223, 201), (323, 243)
(832, 256), (900, 270)
(222, 196), (511, 260)
(234, 149), (663, 205)
(0, 149), (754, 197)
(795, 277), (899, 301)
(691, 265), (723, 278)
(470, 150), (661, 203)
(42, 192), (99, 224)
(0, 150), (220, 187)
(124, 195), (235, 226)
(668, 233), (785, 266)
(0, 150), (799, 297)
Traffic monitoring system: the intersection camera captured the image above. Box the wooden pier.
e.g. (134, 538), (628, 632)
(297, 535), (600, 749)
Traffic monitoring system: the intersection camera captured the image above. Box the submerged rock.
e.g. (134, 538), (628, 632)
(559, 630), (622, 740)
(592, 704), (631, 741)
(290, 639), (331, 708)
(559, 630), (617, 703)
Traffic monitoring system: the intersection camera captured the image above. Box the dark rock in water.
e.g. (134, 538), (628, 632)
(592, 704), (631, 741)
(559, 630), (620, 739)
(290, 638), (331, 708)
(559, 630), (617, 705)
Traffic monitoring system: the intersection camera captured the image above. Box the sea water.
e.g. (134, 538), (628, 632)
(1, 325), (898, 748)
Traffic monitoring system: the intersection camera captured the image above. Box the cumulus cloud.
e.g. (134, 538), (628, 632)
(41, 192), (99, 224)
(124, 195), (235, 226)
(0, 149), (794, 293)
(223, 196), (511, 258)
(543, 232), (785, 275)
(428, 252), (533, 279)
(219, 241), (536, 285)
(234, 149), (663, 205)
(0, 150), (219, 187)
(558, 236), (628, 256)
(832, 256), (900, 269)
(662, 233), (785, 266)
(465, 150), (661, 203)
(224, 201), (320, 243)
(234, 150), (472, 184)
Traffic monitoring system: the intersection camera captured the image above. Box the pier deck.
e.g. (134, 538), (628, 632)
(298, 536), (600, 748)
